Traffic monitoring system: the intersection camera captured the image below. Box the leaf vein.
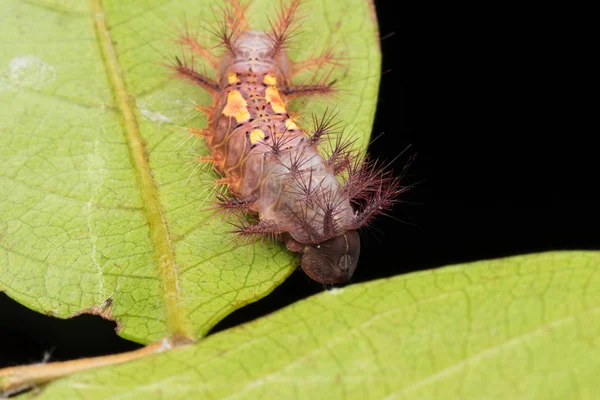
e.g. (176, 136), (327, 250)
(91, 0), (192, 339)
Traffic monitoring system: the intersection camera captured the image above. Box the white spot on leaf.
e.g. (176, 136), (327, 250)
(328, 287), (344, 295)
(3, 55), (55, 88)
(140, 108), (172, 125)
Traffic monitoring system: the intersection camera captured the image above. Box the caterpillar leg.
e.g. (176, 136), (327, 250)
(229, 219), (281, 243)
(178, 33), (220, 71)
(288, 48), (346, 100)
(225, 0), (250, 33)
(172, 57), (219, 95)
(198, 155), (220, 163)
(216, 195), (256, 212)
(188, 128), (212, 138)
(214, 177), (239, 187)
(282, 79), (337, 100)
(195, 104), (214, 115)
(283, 9), (348, 99)
(291, 46), (344, 77)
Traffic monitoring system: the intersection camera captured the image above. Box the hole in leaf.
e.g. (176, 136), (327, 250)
(0, 293), (142, 368)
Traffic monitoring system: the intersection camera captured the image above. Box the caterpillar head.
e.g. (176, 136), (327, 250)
(300, 230), (360, 285)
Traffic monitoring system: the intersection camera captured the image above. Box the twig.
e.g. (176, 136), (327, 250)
(0, 336), (191, 397)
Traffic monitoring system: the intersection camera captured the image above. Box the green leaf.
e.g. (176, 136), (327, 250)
(0, 0), (381, 343)
(24, 251), (600, 399)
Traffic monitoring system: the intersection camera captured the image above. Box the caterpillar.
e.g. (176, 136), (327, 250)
(170, 0), (408, 285)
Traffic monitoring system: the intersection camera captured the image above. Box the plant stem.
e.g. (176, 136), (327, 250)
(0, 337), (190, 396)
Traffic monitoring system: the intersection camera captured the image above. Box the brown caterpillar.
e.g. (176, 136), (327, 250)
(170, 0), (408, 284)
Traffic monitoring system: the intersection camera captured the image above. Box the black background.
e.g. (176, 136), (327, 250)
(0, 1), (594, 368)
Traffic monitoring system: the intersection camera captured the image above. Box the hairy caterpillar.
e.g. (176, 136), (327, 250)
(170, 0), (408, 284)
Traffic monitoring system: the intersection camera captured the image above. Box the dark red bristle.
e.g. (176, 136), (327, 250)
(326, 133), (358, 174)
(346, 154), (417, 230)
(261, 129), (298, 159)
(273, 146), (316, 178)
(168, 55), (219, 93)
(267, 0), (303, 57)
(283, 75), (339, 100)
(348, 178), (404, 229)
(313, 187), (346, 237)
(343, 155), (391, 202)
(284, 168), (325, 205)
(309, 107), (342, 146)
(205, 1), (248, 55)
(284, 202), (321, 243)
(227, 215), (282, 245)
(212, 193), (257, 218)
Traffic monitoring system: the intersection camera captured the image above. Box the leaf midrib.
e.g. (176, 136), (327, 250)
(91, 0), (192, 340)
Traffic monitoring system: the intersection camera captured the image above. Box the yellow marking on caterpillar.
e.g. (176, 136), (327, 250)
(285, 119), (299, 130)
(223, 90), (250, 123)
(265, 86), (286, 114)
(263, 73), (277, 86)
(249, 129), (265, 144)
(228, 72), (240, 84)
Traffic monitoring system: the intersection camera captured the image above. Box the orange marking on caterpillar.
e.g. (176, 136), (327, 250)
(263, 73), (277, 86)
(228, 72), (240, 84)
(223, 90), (251, 123)
(265, 86), (286, 114)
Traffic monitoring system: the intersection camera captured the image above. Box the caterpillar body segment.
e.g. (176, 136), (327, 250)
(173, 0), (404, 285)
